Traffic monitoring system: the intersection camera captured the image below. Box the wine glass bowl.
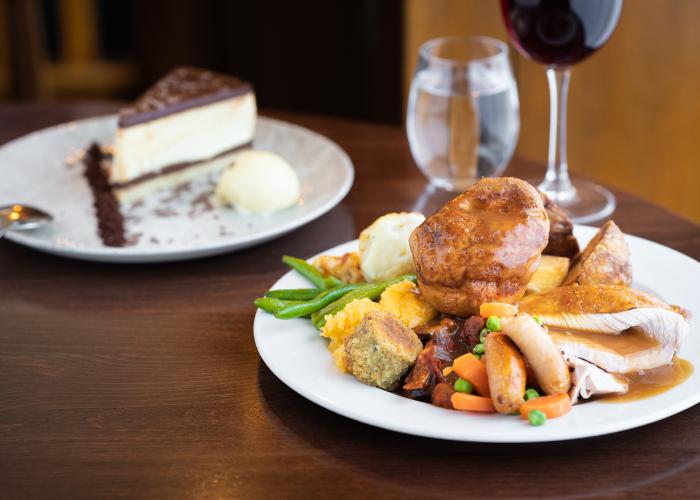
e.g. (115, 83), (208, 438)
(501, 0), (623, 223)
(406, 36), (520, 192)
(503, 0), (623, 67)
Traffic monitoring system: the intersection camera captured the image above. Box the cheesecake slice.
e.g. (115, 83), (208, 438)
(111, 66), (256, 202)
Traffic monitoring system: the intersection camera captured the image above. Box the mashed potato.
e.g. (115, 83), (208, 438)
(358, 212), (425, 282)
(379, 281), (437, 329)
(216, 150), (300, 214)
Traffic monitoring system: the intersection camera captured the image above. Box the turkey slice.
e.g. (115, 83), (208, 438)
(520, 285), (689, 374)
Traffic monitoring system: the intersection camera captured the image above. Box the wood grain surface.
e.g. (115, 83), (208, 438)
(1, 103), (699, 499)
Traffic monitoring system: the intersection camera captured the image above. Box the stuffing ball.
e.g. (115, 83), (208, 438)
(344, 311), (423, 390)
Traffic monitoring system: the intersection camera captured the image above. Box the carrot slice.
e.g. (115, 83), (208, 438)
(452, 353), (490, 397)
(451, 393), (496, 413)
(480, 302), (518, 319)
(519, 393), (572, 420)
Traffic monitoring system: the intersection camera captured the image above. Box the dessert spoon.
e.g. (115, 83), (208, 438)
(0, 204), (53, 238)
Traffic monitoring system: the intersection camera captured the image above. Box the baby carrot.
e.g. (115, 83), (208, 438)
(519, 393), (572, 420)
(480, 302), (518, 319)
(451, 353), (491, 398)
(451, 393), (496, 413)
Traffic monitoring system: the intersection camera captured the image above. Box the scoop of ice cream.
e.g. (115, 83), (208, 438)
(216, 150), (300, 214)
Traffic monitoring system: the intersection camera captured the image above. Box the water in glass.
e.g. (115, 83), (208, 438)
(407, 37), (519, 191)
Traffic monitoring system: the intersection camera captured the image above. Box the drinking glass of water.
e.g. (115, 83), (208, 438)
(407, 36), (519, 191)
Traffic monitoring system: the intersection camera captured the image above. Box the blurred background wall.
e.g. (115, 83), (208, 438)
(2, 0), (699, 224)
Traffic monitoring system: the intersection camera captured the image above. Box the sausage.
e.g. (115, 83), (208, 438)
(484, 333), (527, 414)
(500, 314), (571, 395)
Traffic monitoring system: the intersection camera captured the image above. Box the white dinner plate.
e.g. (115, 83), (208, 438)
(254, 225), (700, 443)
(0, 115), (353, 263)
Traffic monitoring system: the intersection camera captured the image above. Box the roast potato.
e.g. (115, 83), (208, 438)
(313, 252), (364, 284)
(526, 255), (570, 295)
(563, 220), (632, 286)
(409, 177), (550, 316)
(541, 192), (579, 258)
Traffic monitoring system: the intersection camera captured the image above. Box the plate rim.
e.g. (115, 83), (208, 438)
(1, 114), (355, 263)
(254, 225), (700, 443)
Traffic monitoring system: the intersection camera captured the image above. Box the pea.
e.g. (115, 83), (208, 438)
(473, 343), (485, 356)
(524, 388), (540, 401)
(528, 409), (547, 426)
(532, 314), (544, 326)
(486, 315), (501, 332)
(479, 328), (489, 343)
(453, 378), (473, 394)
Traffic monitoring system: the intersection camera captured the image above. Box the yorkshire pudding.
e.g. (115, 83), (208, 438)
(409, 177), (549, 316)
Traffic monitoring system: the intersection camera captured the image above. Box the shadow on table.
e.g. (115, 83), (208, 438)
(257, 361), (700, 498)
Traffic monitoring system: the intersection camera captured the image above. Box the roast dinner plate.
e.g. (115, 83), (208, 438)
(254, 225), (700, 443)
(0, 115), (353, 263)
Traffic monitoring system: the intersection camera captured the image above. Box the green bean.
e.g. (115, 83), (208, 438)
(282, 255), (343, 289)
(311, 274), (417, 328)
(265, 288), (323, 301)
(254, 297), (303, 314)
(274, 284), (362, 319)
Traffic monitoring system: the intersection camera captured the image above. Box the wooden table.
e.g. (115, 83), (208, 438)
(2, 104), (699, 499)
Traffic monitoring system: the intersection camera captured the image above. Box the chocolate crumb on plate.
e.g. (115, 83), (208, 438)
(83, 143), (126, 247)
(127, 199), (145, 212)
(188, 192), (214, 218)
(125, 232), (142, 246)
(153, 208), (178, 218)
(160, 181), (192, 203)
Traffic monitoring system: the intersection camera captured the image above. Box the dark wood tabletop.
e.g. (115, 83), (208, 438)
(1, 103), (699, 499)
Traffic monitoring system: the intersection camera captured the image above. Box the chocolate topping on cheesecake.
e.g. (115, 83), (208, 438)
(118, 66), (252, 127)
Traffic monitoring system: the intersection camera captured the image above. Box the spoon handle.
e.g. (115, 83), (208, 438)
(0, 217), (12, 238)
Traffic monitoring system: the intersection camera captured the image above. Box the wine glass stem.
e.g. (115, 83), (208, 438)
(540, 66), (575, 202)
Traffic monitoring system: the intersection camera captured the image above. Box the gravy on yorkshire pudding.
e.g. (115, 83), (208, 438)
(409, 177), (549, 316)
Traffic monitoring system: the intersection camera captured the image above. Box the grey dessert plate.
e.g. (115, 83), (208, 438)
(0, 115), (354, 263)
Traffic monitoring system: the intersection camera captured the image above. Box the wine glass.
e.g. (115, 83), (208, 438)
(407, 36), (520, 192)
(501, 0), (623, 223)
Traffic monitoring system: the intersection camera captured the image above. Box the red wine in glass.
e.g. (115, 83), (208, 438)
(501, 0), (624, 222)
(502, 0), (622, 66)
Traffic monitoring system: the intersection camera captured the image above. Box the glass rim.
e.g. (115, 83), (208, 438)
(419, 36), (509, 67)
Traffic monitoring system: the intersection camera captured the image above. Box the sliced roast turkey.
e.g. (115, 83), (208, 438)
(519, 285), (689, 374)
(566, 355), (628, 401)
